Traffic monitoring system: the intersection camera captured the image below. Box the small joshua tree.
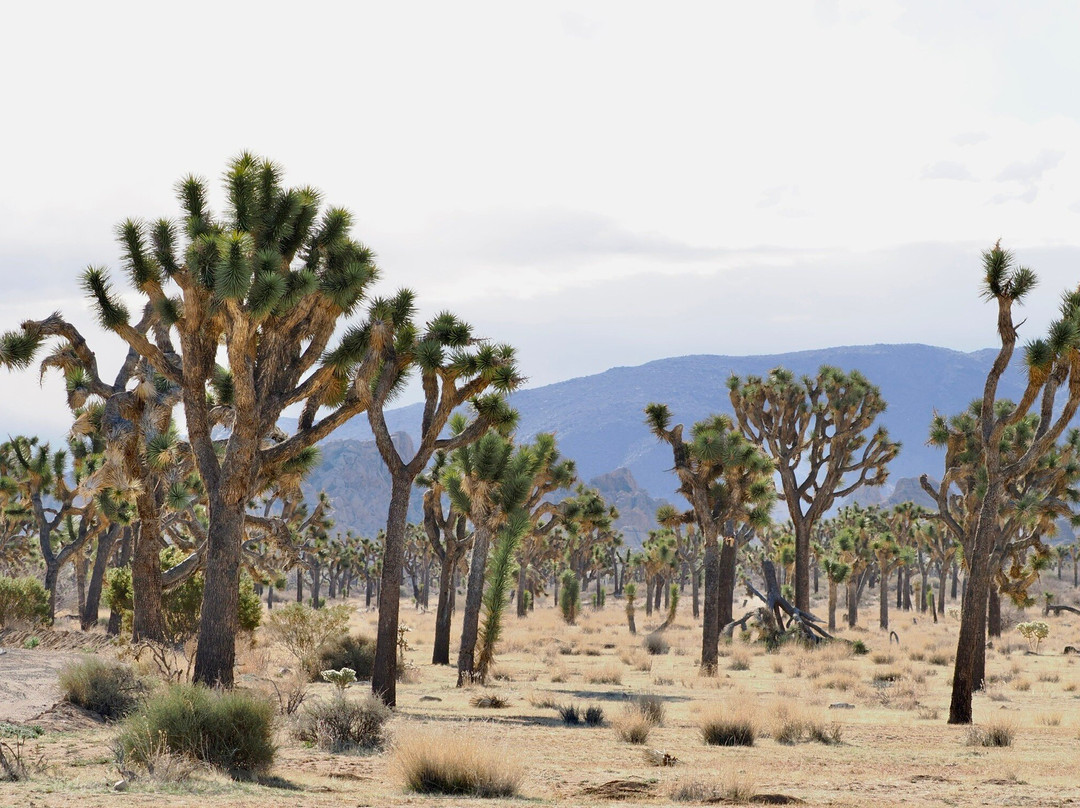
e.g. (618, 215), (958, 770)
(624, 582), (637, 634)
(560, 570), (580, 625)
(1016, 621), (1049, 654)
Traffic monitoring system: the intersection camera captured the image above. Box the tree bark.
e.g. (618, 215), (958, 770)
(987, 586), (1002, 638)
(948, 514), (996, 724)
(371, 478), (413, 705)
(82, 523), (119, 630)
(432, 543), (461, 665)
(515, 560), (528, 618)
(192, 498), (244, 687)
(794, 519), (811, 613)
(456, 525), (493, 686)
(131, 493), (167, 642)
(827, 579), (838, 631)
(692, 566), (700, 619)
(846, 576), (858, 628)
(717, 537), (737, 627)
(879, 568), (890, 630)
(700, 541), (721, 673)
(107, 527), (132, 636)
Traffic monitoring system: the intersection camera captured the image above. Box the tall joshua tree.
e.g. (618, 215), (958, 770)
(920, 243), (1080, 723)
(729, 366), (899, 612)
(443, 428), (540, 686)
(645, 405), (774, 672)
(2, 154), (403, 685)
(366, 318), (521, 706)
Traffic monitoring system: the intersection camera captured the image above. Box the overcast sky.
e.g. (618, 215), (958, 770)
(4, 1), (1080, 440)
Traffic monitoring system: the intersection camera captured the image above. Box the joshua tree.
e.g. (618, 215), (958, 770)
(418, 451), (474, 664)
(821, 556), (850, 631)
(645, 405), (774, 672)
(871, 529), (913, 631)
(729, 366), (899, 612)
(366, 317), (521, 706)
(443, 428), (543, 686)
(920, 243), (1080, 724)
(0, 154), (405, 685)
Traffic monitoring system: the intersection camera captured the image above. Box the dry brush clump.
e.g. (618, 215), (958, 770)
(770, 704), (842, 745)
(58, 657), (144, 720)
(393, 726), (523, 798)
(698, 704), (759, 746)
(296, 692), (392, 753)
(670, 773), (756, 804)
(965, 720), (1015, 747)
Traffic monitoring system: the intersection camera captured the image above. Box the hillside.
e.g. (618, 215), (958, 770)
(296, 345), (1031, 529)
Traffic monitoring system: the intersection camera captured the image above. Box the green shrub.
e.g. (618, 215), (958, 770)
(315, 631), (375, 682)
(118, 683), (275, 776)
(0, 576), (49, 627)
(297, 693), (391, 753)
(266, 602), (351, 673)
(58, 658), (143, 720)
(105, 552), (262, 642)
(559, 704), (581, 725)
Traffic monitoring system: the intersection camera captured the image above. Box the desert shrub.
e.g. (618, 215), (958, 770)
(586, 663), (622, 685)
(850, 640), (869, 655)
(729, 650), (751, 671)
(559, 704), (581, 725)
(965, 721), (1014, 747)
(0, 576), (49, 627)
(105, 556), (261, 642)
(584, 705), (604, 726)
(671, 774), (755, 804)
(315, 631), (376, 682)
(928, 651), (951, 666)
(394, 727), (522, 797)
(613, 705), (653, 743)
(559, 571), (580, 625)
(643, 632), (670, 655)
(58, 658), (143, 720)
(297, 693), (391, 753)
(634, 693), (666, 725)
(117, 683), (275, 776)
(699, 707), (758, 746)
(470, 694), (509, 709)
(266, 602), (351, 673)
(768, 704), (843, 745)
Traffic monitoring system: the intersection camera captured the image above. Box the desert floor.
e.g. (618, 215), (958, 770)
(1, 592), (1079, 808)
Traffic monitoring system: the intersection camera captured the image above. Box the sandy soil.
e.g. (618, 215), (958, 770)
(1, 597), (1079, 807)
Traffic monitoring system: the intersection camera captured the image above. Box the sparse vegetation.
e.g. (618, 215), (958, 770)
(699, 705), (758, 746)
(965, 721), (1015, 747)
(297, 692), (391, 752)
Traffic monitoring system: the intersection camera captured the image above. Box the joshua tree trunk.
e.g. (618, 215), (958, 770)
(879, 568), (890, 630)
(107, 527), (132, 636)
(951, 563), (959, 601)
(846, 576), (858, 628)
(82, 523), (119, 630)
(644, 579), (653, 616)
(433, 543), (462, 665)
(828, 579), (838, 631)
(718, 537), (737, 627)
(296, 566), (303, 603)
(456, 525), (493, 686)
(266, 583), (274, 610)
(987, 586), (1002, 638)
(692, 566), (700, 619)
(192, 498), (245, 686)
(919, 569), (929, 613)
(372, 478), (412, 704)
(515, 562), (528, 618)
(131, 491), (167, 642)
(700, 541), (721, 673)
(793, 520), (812, 613)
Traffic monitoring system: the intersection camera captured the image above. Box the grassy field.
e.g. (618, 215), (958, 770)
(2, 591), (1079, 807)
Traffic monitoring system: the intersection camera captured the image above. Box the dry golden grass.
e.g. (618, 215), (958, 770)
(7, 590), (1080, 807)
(392, 725), (523, 796)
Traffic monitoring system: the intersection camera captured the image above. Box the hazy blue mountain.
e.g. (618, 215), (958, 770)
(294, 344), (1029, 514)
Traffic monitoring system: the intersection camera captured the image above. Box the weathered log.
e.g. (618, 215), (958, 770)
(744, 560), (835, 644)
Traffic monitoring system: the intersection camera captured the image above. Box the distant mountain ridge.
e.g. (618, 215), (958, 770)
(294, 344), (1045, 540)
